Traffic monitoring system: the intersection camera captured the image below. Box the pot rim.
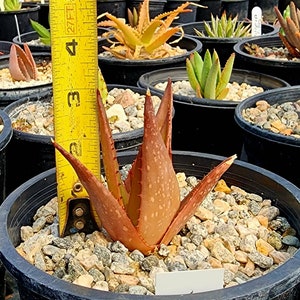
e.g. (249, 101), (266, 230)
(234, 85), (300, 147)
(0, 109), (12, 151)
(0, 151), (299, 299)
(137, 66), (290, 108)
(98, 35), (203, 65)
(233, 35), (300, 67)
(3, 85), (167, 144)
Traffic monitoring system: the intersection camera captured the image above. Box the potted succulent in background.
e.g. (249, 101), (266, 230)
(138, 49), (289, 157)
(234, 1), (300, 85)
(96, 0), (202, 85)
(0, 79), (300, 299)
(181, 12), (279, 66)
(0, 42), (52, 108)
(234, 85), (300, 187)
(0, 0), (40, 41)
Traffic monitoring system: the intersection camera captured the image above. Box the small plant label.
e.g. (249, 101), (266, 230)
(251, 6), (262, 36)
(155, 268), (224, 295)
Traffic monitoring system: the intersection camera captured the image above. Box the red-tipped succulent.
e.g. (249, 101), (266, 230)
(53, 79), (236, 255)
(9, 43), (38, 81)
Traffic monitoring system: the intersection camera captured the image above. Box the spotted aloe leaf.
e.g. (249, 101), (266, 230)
(186, 49), (235, 100)
(97, 0), (192, 59)
(53, 79), (236, 255)
(9, 43), (38, 81)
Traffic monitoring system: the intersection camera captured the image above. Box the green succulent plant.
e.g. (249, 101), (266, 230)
(30, 19), (51, 45)
(194, 12), (251, 38)
(186, 49), (235, 99)
(0, 0), (21, 11)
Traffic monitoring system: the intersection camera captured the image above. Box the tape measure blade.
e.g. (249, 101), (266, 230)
(49, 0), (101, 236)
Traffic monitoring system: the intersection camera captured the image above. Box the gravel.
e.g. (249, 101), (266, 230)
(0, 60), (52, 89)
(9, 88), (162, 136)
(16, 174), (299, 296)
(242, 99), (300, 138)
(155, 81), (264, 102)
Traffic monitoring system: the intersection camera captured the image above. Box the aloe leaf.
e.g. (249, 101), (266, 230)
(186, 57), (199, 91)
(52, 139), (154, 254)
(102, 13), (142, 49)
(204, 21), (214, 37)
(126, 86), (180, 246)
(203, 58), (219, 99)
(141, 20), (163, 44)
(145, 27), (179, 53)
(97, 68), (108, 104)
(4, 0), (21, 11)
(192, 51), (203, 82)
(30, 19), (50, 39)
(40, 37), (51, 46)
(161, 154), (237, 246)
(216, 87), (229, 100)
(201, 50), (212, 92)
(216, 53), (235, 98)
(155, 79), (173, 156)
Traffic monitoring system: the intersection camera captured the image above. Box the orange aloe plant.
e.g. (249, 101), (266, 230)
(8, 43), (38, 81)
(274, 2), (300, 58)
(53, 79), (236, 255)
(97, 0), (193, 59)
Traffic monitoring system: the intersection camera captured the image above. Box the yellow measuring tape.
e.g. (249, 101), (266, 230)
(49, 0), (101, 236)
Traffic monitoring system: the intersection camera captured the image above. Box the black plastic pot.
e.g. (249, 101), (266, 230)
(164, 0), (200, 23)
(196, 0), (222, 21)
(97, 0), (126, 18)
(0, 3), (40, 42)
(23, 1), (49, 28)
(233, 35), (300, 85)
(248, 0), (279, 23)
(0, 110), (12, 300)
(181, 21), (278, 67)
(98, 35), (202, 85)
(0, 110), (12, 204)
(0, 151), (300, 299)
(3, 85), (165, 194)
(138, 67), (290, 157)
(126, 0), (167, 19)
(12, 31), (50, 52)
(234, 85), (300, 188)
(0, 41), (14, 56)
(0, 52), (52, 108)
(221, 0), (249, 20)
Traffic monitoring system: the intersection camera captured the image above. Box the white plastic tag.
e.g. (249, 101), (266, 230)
(252, 6), (262, 36)
(155, 268), (224, 295)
